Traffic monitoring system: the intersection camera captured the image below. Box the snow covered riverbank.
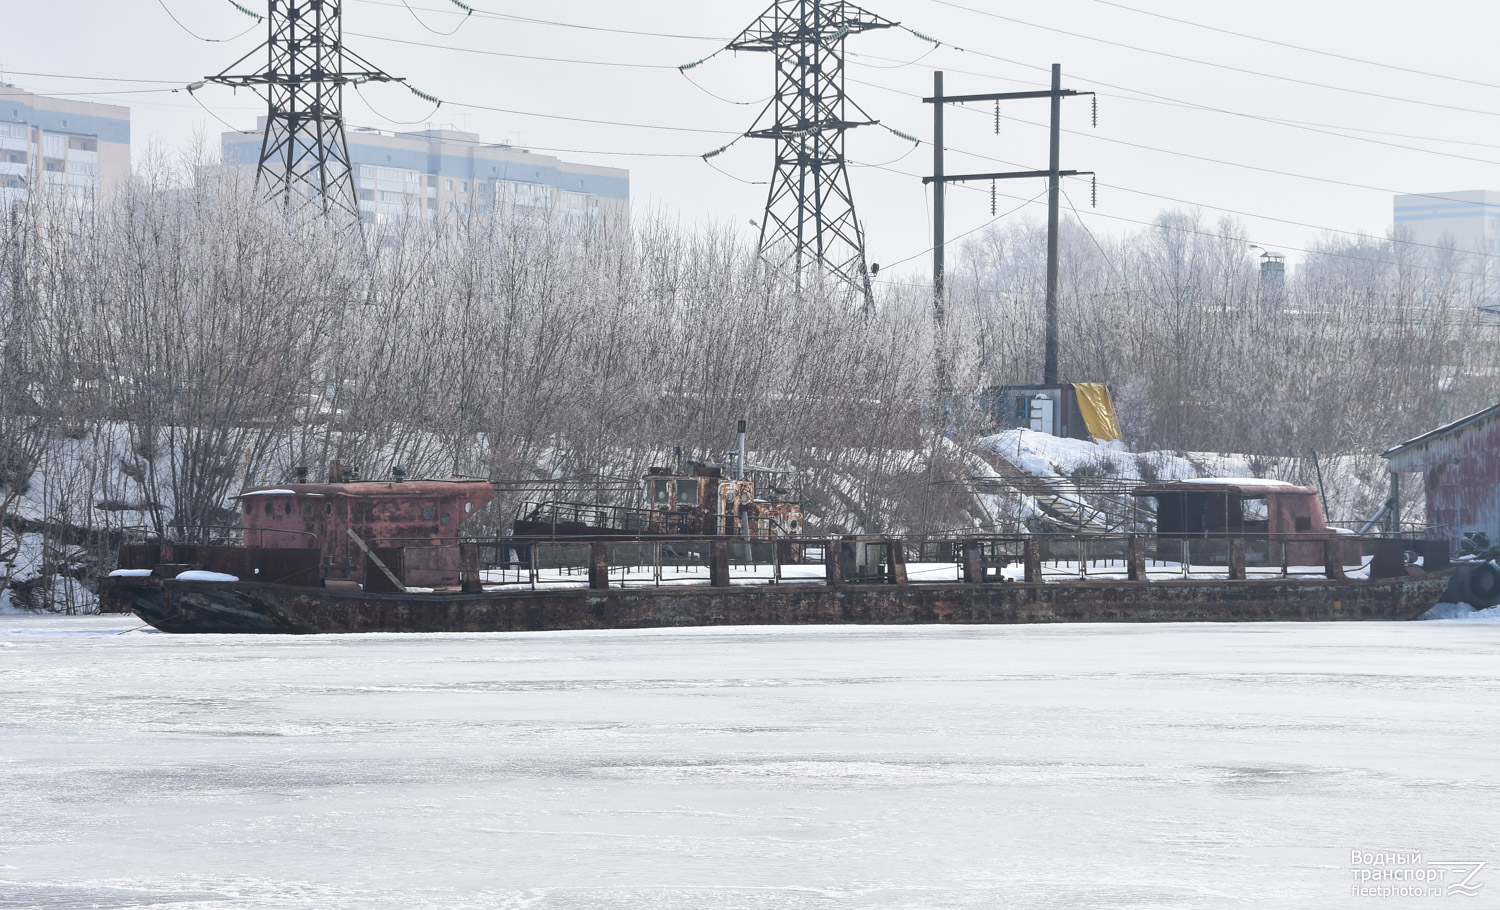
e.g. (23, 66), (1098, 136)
(1, 616), (1496, 908)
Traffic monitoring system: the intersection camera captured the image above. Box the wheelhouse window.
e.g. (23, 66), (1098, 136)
(675, 481), (699, 506)
(651, 479), (671, 506)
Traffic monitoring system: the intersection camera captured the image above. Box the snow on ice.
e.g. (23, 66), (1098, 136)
(0, 615), (1496, 909)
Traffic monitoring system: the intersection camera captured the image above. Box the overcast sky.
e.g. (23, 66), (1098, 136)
(6, 1), (1500, 281)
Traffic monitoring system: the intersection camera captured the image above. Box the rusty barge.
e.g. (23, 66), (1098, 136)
(99, 465), (1459, 634)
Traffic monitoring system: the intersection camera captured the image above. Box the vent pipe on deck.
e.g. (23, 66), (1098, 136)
(737, 420), (747, 480)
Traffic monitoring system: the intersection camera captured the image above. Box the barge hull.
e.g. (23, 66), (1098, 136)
(114, 574), (1454, 635)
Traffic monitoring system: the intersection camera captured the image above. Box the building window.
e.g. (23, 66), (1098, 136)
(445, 179), (453, 191)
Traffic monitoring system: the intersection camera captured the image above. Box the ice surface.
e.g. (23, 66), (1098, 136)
(1, 615), (1496, 909)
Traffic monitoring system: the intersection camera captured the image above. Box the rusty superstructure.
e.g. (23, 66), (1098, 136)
(113, 472), (494, 595)
(1132, 478), (1354, 567)
(1383, 403), (1500, 554)
(512, 423), (805, 543)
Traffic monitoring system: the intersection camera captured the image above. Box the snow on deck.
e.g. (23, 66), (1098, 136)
(1, 615), (1495, 908)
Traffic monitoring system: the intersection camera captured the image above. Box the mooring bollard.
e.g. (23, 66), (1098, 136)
(1024, 539), (1043, 584)
(460, 542), (482, 593)
(1228, 538), (1247, 581)
(961, 540), (984, 584)
(1324, 538), (1347, 581)
(887, 539), (909, 585)
(710, 540), (731, 587)
(588, 541), (610, 590)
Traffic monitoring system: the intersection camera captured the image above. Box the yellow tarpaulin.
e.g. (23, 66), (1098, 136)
(1073, 382), (1122, 442)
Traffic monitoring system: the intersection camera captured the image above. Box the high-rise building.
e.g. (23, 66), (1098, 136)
(1393, 190), (1500, 250)
(0, 84), (131, 209)
(1394, 190), (1500, 303)
(221, 123), (629, 225)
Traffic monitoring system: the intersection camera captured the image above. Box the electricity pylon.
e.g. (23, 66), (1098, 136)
(730, 1), (896, 306)
(202, 0), (400, 218)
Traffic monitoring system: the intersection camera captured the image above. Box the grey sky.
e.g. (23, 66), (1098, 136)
(5, 1), (1500, 279)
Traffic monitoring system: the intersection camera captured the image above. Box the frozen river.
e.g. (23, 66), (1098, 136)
(1, 615), (1496, 909)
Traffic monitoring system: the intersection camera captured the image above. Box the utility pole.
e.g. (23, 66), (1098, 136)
(924, 66), (1093, 386)
(729, 1), (897, 308)
(199, 0), (401, 219)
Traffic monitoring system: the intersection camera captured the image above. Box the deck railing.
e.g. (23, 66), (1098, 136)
(469, 532), (1447, 592)
(117, 528), (1448, 592)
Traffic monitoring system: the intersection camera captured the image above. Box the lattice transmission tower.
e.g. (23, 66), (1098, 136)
(729, 1), (896, 305)
(202, 0), (401, 217)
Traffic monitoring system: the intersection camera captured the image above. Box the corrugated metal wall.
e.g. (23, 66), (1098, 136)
(1393, 414), (1500, 551)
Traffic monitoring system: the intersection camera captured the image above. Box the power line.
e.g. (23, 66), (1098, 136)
(1085, 0), (1500, 93)
(876, 101), (1500, 263)
(678, 69), (770, 106)
(703, 157), (767, 186)
(849, 51), (1500, 154)
(857, 159), (1496, 281)
(0, 70), (186, 85)
(848, 75), (1500, 214)
(874, 186), (1049, 271)
(345, 0), (721, 41)
(352, 82), (441, 125)
(6, 66), (736, 138)
(344, 31), (679, 68)
(438, 98), (739, 135)
(396, 0), (473, 37)
(337, 121), (701, 159)
(928, 0), (1500, 121)
(1061, 186), (1122, 280)
(0, 87), (179, 99)
(153, 0), (260, 43)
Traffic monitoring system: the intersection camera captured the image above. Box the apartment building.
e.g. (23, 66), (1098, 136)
(0, 84), (131, 208)
(222, 123), (629, 225)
